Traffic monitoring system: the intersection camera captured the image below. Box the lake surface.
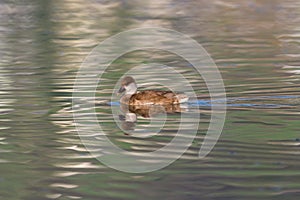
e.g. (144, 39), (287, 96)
(0, 0), (300, 199)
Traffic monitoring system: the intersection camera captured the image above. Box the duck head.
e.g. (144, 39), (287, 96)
(118, 76), (137, 95)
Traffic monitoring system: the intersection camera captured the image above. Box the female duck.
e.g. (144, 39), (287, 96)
(117, 76), (188, 105)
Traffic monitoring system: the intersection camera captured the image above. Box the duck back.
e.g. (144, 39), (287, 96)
(129, 90), (180, 105)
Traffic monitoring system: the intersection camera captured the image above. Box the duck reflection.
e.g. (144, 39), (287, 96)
(118, 103), (186, 132)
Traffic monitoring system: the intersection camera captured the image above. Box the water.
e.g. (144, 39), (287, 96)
(1, 0), (300, 199)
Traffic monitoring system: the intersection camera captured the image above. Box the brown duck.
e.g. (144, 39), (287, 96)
(118, 76), (188, 105)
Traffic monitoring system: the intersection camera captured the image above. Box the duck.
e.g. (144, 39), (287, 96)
(117, 76), (189, 105)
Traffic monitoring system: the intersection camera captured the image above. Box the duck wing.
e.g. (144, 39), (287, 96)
(129, 90), (179, 105)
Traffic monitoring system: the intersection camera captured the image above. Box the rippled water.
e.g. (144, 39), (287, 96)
(1, 0), (300, 199)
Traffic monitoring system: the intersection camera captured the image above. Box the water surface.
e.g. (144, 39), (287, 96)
(0, 0), (300, 199)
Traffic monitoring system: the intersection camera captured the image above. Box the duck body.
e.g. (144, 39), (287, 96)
(128, 90), (186, 105)
(118, 76), (188, 105)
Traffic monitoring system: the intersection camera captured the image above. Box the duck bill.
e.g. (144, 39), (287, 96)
(117, 86), (125, 94)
